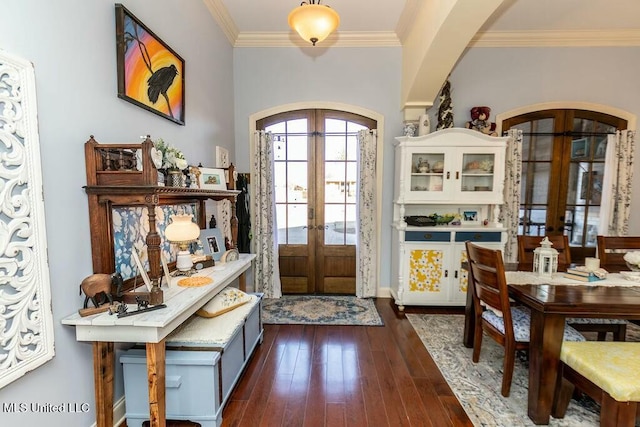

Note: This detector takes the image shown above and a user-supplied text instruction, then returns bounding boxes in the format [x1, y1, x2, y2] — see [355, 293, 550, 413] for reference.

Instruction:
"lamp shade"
[288, 3, 340, 46]
[165, 214, 200, 243]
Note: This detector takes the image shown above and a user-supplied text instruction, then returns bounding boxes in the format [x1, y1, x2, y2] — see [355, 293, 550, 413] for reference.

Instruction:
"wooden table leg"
[92, 342, 114, 427]
[146, 340, 166, 427]
[528, 310, 566, 425]
[463, 275, 475, 348]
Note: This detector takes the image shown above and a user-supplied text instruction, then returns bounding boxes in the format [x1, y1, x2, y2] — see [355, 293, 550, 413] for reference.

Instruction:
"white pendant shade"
[288, 3, 340, 46]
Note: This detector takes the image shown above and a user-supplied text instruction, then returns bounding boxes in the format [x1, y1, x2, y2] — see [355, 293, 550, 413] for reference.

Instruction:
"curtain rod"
[270, 131, 368, 137]
[503, 131, 615, 137]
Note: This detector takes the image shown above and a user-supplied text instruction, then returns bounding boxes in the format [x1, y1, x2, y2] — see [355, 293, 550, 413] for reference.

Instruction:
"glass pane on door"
[269, 119, 309, 245]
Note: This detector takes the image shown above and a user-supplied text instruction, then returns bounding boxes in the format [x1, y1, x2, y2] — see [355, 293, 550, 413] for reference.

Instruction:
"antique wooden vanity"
[62, 137, 254, 427]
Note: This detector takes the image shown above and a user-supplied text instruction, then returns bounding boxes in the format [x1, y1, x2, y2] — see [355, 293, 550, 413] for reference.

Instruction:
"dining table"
[463, 266, 640, 425]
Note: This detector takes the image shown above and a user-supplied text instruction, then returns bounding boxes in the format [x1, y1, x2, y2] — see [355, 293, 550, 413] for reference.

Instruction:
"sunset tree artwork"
[116, 4, 185, 125]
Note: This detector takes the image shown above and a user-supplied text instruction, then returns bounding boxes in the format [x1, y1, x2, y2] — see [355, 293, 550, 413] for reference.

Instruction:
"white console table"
[62, 254, 256, 427]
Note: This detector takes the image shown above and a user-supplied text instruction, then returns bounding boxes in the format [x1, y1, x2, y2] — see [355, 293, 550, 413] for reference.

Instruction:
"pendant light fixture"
[288, 1, 340, 46]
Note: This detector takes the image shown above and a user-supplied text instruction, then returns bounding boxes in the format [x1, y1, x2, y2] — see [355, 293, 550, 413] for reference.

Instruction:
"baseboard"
[88, 396, 126, 427]
[376, 287, 391, 298]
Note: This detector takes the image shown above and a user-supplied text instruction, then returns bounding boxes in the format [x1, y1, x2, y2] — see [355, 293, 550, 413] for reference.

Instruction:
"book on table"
[563, 272, 603, 282]
[565, 268, 592, 277]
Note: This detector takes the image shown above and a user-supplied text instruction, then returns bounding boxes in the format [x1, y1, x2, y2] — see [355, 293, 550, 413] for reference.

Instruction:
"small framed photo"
[161, 253, 172, 287]
[199, 228, 225, 261]
[198, 167, 227, 191]
[132, 250, 152, 291]
[461, 210, 479, 224]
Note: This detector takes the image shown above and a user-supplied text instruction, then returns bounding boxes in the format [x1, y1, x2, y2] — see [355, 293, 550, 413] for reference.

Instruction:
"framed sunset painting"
[115, 4, 185, 125]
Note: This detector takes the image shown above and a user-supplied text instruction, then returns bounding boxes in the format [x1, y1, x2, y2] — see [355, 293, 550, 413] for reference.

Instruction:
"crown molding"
[202, 0, 238, 46]
[469, 29, 640, 47]
[233, 32, 401, 48]
[202, 0, 640, 50]
[395, 0, 421, 44]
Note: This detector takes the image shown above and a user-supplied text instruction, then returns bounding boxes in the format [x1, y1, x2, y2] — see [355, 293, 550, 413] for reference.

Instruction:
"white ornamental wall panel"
[0, 50, 55, 388]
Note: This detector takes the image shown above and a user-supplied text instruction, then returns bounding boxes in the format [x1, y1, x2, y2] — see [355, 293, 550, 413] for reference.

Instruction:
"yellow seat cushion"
[560, 342, 640, 402]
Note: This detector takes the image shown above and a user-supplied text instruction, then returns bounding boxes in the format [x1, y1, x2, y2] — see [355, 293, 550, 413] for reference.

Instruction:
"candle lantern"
[533, 236, 558, 278]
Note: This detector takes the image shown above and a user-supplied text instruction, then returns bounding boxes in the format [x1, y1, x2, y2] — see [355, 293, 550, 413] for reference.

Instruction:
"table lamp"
[165, 213, 200, 274]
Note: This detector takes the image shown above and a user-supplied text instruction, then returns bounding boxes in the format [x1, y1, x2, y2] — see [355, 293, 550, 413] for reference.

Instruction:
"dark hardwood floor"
[128, 299, 471, 427]
[220, 298, 470, 426]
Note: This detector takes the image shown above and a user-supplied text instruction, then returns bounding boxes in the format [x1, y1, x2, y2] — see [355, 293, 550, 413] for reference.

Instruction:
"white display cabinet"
[391, 128, 509, 308]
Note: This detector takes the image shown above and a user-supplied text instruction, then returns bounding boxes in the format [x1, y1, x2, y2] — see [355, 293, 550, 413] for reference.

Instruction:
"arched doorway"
[254, 106, 380, 295]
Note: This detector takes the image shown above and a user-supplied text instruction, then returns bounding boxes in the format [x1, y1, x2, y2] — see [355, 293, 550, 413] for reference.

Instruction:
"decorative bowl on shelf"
[404, 216, 436, 226]
[435, 214, 455, 225]
[431, 161, 444, 173]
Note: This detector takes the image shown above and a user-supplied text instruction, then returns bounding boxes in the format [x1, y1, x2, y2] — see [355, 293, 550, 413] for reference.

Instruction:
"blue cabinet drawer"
[405, 231, 451, 242]
[455, 232, 502, 242]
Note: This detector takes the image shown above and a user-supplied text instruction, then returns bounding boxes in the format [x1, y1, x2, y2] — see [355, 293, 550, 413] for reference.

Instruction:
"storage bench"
[120, 292, 263, 427]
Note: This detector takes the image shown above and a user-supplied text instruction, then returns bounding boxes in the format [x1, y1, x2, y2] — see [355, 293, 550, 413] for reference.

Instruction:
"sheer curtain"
[599, 130, 635, 236]
[499, 129, 523, 263]
[356, 129, 377, 297]
[252, 131, 282, 298]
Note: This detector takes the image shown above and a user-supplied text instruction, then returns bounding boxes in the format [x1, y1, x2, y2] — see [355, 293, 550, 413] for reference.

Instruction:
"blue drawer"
[455, 232, 502, 243]
[405, 231, 451, 242]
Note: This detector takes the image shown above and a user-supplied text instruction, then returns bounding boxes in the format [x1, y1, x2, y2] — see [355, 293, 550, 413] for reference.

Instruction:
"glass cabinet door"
[404, 148, 451, 201]
[460, 152, 496, 193]
[411, 152, 445, 191]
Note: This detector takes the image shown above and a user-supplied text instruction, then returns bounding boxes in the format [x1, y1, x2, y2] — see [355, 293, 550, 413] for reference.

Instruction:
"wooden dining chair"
[518, 235, 628, 341]
[517, 235, 572, 271]
[466, 241, 586, 397]
[597, 235, 640, 269]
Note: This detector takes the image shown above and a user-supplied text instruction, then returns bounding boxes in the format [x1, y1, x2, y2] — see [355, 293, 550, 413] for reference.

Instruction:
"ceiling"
[205, 0, 640, 48]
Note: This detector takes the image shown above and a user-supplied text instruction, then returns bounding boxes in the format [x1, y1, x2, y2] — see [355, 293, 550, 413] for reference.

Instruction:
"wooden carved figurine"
[79, 272, 123, 308]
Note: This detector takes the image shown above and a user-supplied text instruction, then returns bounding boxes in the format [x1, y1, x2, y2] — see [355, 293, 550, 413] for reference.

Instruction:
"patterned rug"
[406, 314, 640, 427]
[261, 296, 383, 326]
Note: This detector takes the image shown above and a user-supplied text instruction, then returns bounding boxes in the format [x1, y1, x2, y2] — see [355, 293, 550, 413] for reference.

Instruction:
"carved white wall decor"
[0, 50, 55, 388]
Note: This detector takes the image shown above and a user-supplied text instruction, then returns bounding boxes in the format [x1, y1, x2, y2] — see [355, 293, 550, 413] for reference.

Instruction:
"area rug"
[406, 314, 640, 427]
[261, 296, 383, 326]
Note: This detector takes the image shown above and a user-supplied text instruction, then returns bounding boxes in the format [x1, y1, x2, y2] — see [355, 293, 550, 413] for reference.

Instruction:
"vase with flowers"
[150, 139, 188, 187]
[623, 251, 640, 271]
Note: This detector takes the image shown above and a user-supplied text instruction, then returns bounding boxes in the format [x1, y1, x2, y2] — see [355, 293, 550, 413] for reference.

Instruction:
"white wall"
[233, 46, 405, 292]
[0, 1, 233, 425]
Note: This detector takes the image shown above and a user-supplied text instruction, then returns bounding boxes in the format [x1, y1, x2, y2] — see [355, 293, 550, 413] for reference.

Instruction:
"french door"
[502, 109, 627, 262]
[257, 109, 376, 294]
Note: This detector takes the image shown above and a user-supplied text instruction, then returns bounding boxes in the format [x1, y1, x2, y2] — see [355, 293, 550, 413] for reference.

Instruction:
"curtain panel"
[600, 130, 635, 236]
[252, 131, 282, 298]
[499, 129, 523, 263]
[356, 129, 378, 298]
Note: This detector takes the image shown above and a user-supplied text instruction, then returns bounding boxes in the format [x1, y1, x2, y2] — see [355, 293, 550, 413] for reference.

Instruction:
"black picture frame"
[115, 4, 185, 125]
